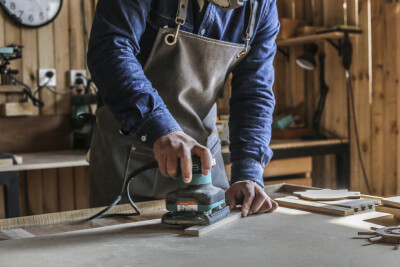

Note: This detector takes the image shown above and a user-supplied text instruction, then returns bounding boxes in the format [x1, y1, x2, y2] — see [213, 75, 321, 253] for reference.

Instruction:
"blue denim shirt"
[87, 0, 279, 188]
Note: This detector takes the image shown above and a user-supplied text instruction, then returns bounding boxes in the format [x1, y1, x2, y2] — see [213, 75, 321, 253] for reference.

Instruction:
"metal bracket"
[326, 39, 342, 56]
[277, 47, 290, 61]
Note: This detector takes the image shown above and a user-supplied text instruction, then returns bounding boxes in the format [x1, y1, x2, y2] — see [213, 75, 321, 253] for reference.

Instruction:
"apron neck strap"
[176, 0, 189, 25]
[238, 0, 259, 57]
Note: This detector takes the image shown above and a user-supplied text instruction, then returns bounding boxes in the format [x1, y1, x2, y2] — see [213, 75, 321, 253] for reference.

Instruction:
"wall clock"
[0, 0, 63, 28]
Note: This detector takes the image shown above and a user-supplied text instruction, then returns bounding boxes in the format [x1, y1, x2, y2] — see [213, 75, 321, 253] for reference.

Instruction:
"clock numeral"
[10, 2, 15, 10]
[39, 12, 44, 20]
[17, 10, 23, 18]
[28, 14, 34, 22]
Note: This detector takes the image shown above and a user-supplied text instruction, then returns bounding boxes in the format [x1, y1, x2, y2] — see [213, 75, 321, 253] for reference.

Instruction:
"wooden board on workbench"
[381, 196, 400, 209]
[275, 196, 355, 216]
[293, 189, 361, 201]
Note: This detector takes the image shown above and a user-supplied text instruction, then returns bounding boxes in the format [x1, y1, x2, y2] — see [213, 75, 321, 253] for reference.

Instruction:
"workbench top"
[0, 207, 398, 267]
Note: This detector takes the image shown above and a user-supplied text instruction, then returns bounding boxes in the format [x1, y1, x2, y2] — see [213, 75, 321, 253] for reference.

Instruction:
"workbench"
[0, 184, 397, 266]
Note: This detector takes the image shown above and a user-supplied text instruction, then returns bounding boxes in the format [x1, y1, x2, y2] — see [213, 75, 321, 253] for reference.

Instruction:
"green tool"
[161, 156, 230, 226]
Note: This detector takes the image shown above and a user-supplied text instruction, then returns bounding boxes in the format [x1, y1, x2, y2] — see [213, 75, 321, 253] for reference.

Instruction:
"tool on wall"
[88, 156, 231, 227]
[71, 74, 97, 150]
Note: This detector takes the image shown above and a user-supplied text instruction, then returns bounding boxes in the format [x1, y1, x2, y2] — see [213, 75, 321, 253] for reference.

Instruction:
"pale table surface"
[0, 150, 88, 172]
[0, 207, 398, 267]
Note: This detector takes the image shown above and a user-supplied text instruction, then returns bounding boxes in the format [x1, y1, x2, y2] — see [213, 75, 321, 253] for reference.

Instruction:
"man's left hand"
[225, 180, 278, 217]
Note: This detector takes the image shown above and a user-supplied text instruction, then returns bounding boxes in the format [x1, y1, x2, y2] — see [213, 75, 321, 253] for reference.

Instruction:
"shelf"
[276, 32, 346, 47]
[0, 85, 25, 93]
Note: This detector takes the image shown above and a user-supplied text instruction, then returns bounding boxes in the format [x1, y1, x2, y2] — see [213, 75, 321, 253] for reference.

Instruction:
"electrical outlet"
[38, 69, 56, 87]
[70, 70, 87, 87]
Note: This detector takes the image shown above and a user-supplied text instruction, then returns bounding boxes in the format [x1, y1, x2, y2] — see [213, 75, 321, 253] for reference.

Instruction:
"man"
[87, 0, 279, 217]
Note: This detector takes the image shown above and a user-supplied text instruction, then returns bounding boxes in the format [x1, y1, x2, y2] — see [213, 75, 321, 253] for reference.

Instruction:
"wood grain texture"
[183, 211, 242, 237]
[275, 196, 354, 216]
[42, 169, 59, 213]
[26, 170, 43, 215]
[74, 166, 90, 210]
[58, 168, 75, 212]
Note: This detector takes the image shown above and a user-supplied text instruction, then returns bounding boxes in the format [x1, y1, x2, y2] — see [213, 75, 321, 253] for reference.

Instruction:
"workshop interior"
[1, 0, 400, 265]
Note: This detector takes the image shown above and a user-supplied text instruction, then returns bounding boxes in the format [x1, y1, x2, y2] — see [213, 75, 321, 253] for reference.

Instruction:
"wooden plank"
[0, 85, 25, 93]
[18, 171, 28, 216]
[74, 166, 90, 210]
[264, 177, 312, 187]
[0, 200, 166, 230]
[20, 27, 39, 116]
[276, 32, 345, 46]
[26, 170, 43, 215]
[0, 186, 5, 219]
[382, 2, 398, 196]
[0, 115, 72, 153]
[37, 23, 56, 115]
[58, 168, 75, 212]
[370, 0, 385, 196]
[69, 0, 86, 69]
[381, 196, 400, 209]
[375, 205, 400, 216]
[263, 157, 312, 178]
[0, 6, 6, 105]
[0, 102, 36, 117]
[275, 196, 354, 216]
[183, 211, 242, 237]
[54, 0, 71, 115]
[4, 15, 22, 103]
[42, 169, 59, 213]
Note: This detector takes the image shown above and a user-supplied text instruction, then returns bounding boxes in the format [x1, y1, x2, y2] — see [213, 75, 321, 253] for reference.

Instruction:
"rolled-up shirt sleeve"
[229, 0, 280, 187]
[87, 0, 182, 147]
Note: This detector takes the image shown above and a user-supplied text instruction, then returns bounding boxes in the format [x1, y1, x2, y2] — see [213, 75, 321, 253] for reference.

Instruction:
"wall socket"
[70, 70, 87, 87]
[38, 69, 56, 87]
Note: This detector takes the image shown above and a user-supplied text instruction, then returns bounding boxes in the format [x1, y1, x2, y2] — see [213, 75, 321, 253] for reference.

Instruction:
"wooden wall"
[0, 0, 98, 218]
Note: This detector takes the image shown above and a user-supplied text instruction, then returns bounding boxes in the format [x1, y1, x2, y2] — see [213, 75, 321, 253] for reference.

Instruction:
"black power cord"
[87, 161, 159, 221]
[342, 32, 372, 195]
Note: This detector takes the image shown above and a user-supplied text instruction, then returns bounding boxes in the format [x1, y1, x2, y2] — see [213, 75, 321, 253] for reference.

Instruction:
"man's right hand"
[153, 131, 212, 183]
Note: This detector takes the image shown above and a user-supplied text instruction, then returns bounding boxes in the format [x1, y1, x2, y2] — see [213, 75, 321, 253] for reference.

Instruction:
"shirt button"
[141, 136, 147, 142]
[200, 29, 206, 35]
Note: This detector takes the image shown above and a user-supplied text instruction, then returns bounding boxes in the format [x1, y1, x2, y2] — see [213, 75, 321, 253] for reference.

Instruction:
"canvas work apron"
[89, 0, 256, 207]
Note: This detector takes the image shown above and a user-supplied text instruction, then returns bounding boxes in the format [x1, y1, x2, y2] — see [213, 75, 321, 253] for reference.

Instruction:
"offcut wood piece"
[375, 205, 400, 216]
[183, 211, 242, 237]
[0, 85, 25, 93]
[0, 102, 35, 117]
[293, 189, 360, 201]
[381, 196, 400, 209]
[317, 199, 379, 212]
[275, 196, 354, 216]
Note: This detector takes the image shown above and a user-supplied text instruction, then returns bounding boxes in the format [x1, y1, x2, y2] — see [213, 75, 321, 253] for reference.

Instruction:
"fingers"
[166, 154, 178, 178]
[241, 184, 255, 217]
[179, 149, 192, 183]
[225, 191, 237, 211]
[157, 154, 168, 177]
[192, 145, 212, 175]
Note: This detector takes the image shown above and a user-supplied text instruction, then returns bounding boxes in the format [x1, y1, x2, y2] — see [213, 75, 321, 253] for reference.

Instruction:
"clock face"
[0, 0, 63, 28]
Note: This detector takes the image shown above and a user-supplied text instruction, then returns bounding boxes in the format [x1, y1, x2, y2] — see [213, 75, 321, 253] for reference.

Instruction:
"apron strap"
[238, 0, 259, 57]
[176, 0, 189, 24]
[165, 0, 189, 45]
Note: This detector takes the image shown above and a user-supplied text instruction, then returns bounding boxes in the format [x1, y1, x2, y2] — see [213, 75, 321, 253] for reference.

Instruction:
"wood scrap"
[275, 196, 354, 216]
[381, 196, 400, 209]
[183, 211, 242, 237]
[293, 189, 360, 201]
[376, 205, 400, 216]
[317, 199, 379, 212]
